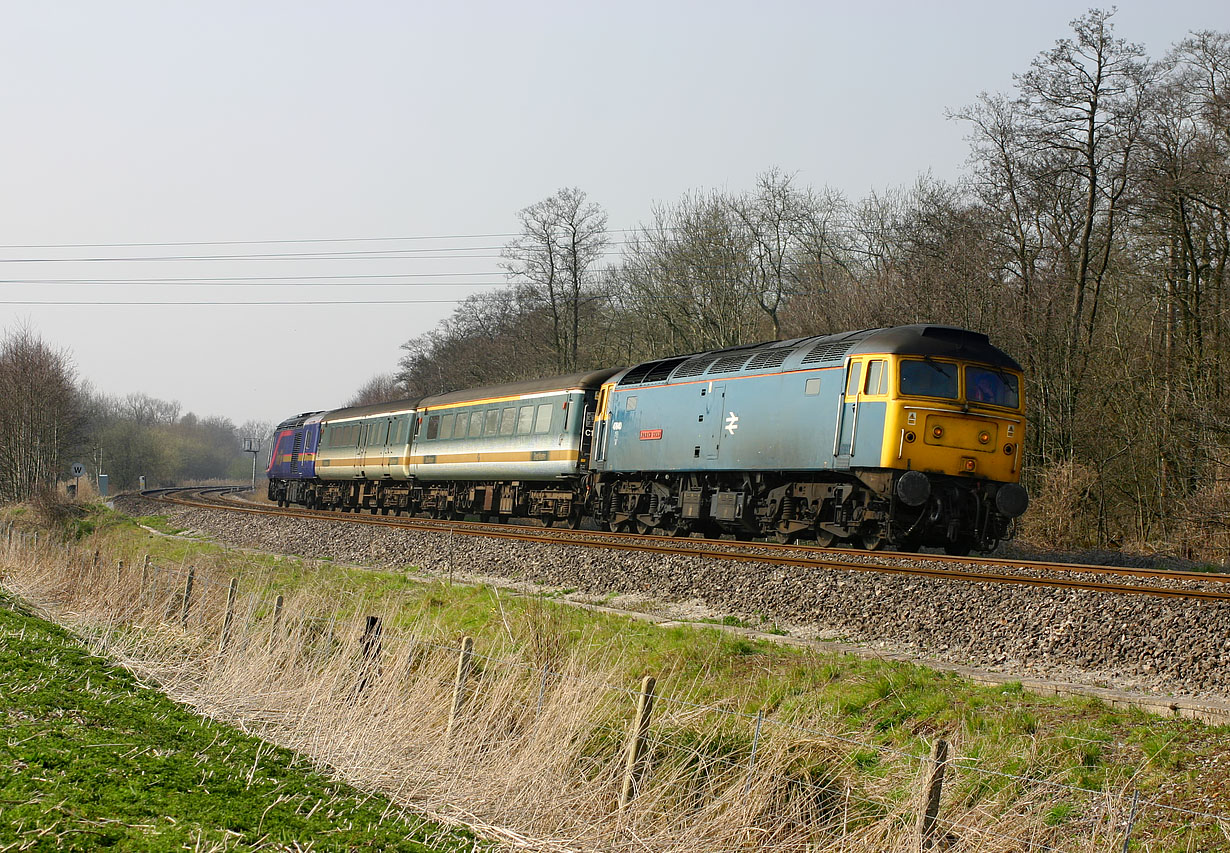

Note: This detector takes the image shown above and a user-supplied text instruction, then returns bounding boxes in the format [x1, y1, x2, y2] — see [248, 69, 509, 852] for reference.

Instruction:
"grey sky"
[2, 0, 1225, 427]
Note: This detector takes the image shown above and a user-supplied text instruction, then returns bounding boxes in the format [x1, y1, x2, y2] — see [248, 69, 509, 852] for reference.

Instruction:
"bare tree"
[348, 373, 408, 407]
[0, 323, 81, 503]
[503, 188, 609, 373]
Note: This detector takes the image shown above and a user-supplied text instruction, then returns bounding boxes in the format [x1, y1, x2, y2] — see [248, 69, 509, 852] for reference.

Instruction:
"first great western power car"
[266, 325, 1028, 553]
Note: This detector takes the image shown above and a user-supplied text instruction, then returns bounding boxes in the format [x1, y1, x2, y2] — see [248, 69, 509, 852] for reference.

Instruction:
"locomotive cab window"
[899, 359, 958, 400]
[965, 366, 1020, 409]
[845, 362, 862, 397]
[865, 360, 887, 395]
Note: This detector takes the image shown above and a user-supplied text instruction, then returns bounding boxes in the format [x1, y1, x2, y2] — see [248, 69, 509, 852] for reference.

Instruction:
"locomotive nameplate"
[639, 429, 663, 440]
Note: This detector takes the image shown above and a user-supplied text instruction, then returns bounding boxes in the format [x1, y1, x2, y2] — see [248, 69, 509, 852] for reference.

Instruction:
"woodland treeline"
[377, 12, 1230, 558]
[0, 324, 268, 501]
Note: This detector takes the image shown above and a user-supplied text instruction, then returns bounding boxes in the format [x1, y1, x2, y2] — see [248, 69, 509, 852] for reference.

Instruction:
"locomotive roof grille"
[669, 356, 718, 379]
[707, 353, 755, 374]
[801, 340, 856, 364]
[643, 357, 688, 383]
[617, 362, 658, 386]
[745, 349, 791, 371]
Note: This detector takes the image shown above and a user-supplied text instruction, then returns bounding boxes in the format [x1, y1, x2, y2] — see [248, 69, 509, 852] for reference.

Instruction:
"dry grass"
[0, 522, 1176, 852]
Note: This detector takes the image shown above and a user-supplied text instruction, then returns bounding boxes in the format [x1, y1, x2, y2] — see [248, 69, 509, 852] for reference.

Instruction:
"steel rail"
[145, 488, 1230, 604]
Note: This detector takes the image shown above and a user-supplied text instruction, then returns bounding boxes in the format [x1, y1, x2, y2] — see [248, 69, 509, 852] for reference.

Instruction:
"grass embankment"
[2, 501, 1228, 851]
[0, 590, 476, 851]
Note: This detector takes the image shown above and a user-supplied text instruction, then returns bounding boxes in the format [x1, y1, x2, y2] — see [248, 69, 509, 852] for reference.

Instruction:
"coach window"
[626, 396, 638, 411]
[499, 407, 516, 436]
[425, 416, 439, 440]
[373, 420, 390, 446]
[865, 360, 887, 395]
[804, 377, 821, 396]
[516, 405, 534, 434]
[468, 411, 483, 438]
[453, 412, 469, 439]
[534, 402, 554, 434]
[484, 409, 499, 436]
[438, 413, 454, 440]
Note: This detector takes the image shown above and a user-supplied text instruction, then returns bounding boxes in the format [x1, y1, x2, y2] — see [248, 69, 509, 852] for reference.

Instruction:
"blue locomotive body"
[266, 412, 323, 506]
[595, 333, 889, 475]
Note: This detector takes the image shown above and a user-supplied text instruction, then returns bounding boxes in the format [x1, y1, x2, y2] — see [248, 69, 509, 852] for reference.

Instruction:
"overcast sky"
[2, 0, 1226, 428]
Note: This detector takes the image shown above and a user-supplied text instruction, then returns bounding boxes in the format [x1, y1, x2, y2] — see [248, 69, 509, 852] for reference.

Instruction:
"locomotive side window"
[438, 414, 454, 440]
[425, 416, 439, 440]
[804, 377, 821, 396]
[516, 405, 534, 434]
[534, 402, 554, 434]
[865, 360, 887, 395]
[484, 409, 499, 436]
[965, 366, 1020, 408]
[899, 359, 958, 399]
[468, 411, 483, 438]
[500, 407, 516, 436]
[845, 362, 862, 396]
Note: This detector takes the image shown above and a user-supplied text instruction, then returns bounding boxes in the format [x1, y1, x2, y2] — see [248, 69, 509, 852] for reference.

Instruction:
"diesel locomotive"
[266, 324, 1028, 553]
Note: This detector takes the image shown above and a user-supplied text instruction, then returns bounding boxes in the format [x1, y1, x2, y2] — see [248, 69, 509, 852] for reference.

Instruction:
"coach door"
[833, 360, 862, 468]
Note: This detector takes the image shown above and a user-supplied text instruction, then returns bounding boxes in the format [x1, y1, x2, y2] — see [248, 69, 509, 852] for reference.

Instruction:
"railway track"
[142, 487, 1230, 604]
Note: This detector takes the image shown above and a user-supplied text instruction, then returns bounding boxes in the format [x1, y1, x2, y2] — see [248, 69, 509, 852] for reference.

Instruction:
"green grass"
[0, 591, 478, 852]
[17, 501, 1230, 848]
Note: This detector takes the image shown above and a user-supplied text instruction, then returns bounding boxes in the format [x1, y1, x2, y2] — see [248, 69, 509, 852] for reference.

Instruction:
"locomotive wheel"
[540, 516, 554, 528]
[815, 529, 838, 548]
[861, 535, 887, 551]
[771, 528, 798, 545]
[634, 518, 654, 535]
[565, 512, 584, 529]
[663, 519, 692, 537]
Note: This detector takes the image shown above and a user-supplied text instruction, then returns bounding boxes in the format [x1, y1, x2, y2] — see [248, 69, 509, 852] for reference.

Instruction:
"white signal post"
[241, 438, 261, 493]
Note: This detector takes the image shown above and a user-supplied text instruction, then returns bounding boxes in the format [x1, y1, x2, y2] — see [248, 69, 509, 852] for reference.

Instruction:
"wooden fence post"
[354, 615, 383, 697]
[180, 566, 195, 629]
[116, 560, 124, 583]
[272, 594, 284, 635]
[618, 675, 657, 811]
[140, 555, 150, 594]
[219, 578, 238, 652]
[446, 636, 475, 739]
[916, 738, 949, 852]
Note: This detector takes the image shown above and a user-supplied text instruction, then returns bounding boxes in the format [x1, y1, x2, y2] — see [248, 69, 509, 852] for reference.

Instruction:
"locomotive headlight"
[962, 458, 976, 472]
[978, 431, 991, 444]
[931, 426, 944, 439]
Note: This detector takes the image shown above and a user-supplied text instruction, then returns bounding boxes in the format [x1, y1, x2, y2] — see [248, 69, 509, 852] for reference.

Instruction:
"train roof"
[611, 325, 1021, 389]
[416, 368, 624, 409]
[320, 397, 421, 423]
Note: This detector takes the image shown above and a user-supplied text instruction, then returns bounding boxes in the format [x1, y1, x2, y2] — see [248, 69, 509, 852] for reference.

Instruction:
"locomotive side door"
[833, 359, 863, 468]
[704, 383, 727, 461]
